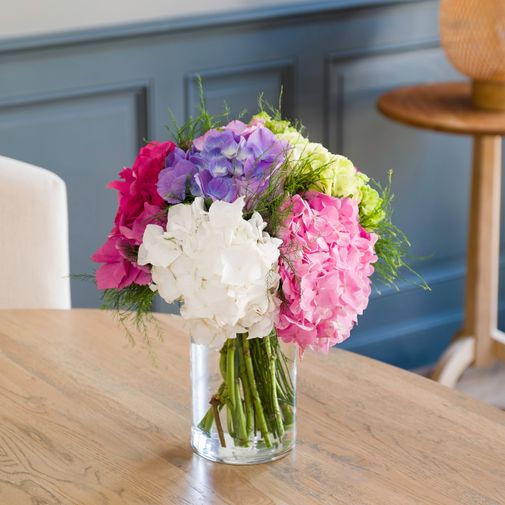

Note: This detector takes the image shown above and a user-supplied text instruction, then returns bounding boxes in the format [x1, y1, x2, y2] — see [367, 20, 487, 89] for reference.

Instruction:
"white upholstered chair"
[0, 155, 71, 309]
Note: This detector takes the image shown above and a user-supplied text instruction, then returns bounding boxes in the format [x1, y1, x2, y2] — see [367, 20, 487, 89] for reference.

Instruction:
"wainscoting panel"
[0, 85, 149, 306]
[1, 0, 494, 369]
[185, 61, 295, 120]
[326, 45, 477, 366]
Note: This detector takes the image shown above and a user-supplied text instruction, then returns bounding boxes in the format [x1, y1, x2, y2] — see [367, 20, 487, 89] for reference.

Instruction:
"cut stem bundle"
[197, 333, 295, 448]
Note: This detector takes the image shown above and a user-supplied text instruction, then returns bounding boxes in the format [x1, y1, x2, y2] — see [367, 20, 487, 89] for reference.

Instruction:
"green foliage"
[256, 91, 305, 134]
[101, 284, 163, 365]
[359, 185, 386, 230]
[166, 76, 232, 150]
[70, 273, 96, 283]
[245, 147, 332, 236]
[368, 171, 430, 292]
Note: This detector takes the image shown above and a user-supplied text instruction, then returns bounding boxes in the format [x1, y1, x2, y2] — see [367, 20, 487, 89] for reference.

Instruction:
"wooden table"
[1, 309, 505, 504]
[378, 82, 505, 387]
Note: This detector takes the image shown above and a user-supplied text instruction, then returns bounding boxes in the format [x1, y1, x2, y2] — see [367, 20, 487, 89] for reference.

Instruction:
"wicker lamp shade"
[440, 0, 505, 110]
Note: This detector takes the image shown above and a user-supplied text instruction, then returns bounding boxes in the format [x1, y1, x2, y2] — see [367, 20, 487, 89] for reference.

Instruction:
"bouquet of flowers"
[92, 96, 417, 464]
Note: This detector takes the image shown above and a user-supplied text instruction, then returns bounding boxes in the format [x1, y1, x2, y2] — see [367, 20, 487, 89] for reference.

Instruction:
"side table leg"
[431, 336, 475, 387]
[432, 135, 502, 386]
[464, 135, 501, 367]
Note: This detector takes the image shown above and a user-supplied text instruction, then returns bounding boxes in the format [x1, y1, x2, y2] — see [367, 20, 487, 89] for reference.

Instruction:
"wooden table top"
[1, 309, 505, 505]
[377, 81, 505, 136]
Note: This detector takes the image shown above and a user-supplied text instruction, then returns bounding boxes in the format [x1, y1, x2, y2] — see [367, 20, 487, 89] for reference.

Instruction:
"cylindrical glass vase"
[191, 333, 297, 465]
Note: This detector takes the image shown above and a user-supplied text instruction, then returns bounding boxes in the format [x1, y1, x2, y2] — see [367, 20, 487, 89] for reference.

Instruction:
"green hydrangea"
[253, 112, 297, 135]
[275, 129, 364, 197]
[359, 184, 386, 230]
[320, 154, 365, 199]
[255, 112, 386, 230]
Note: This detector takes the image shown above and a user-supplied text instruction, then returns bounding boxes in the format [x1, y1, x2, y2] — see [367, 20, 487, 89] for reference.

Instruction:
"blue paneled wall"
[0, 0, 491, 369]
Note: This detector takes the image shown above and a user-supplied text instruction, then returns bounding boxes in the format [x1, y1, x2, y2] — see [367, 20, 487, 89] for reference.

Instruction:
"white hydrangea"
[138, 197, 282, 347]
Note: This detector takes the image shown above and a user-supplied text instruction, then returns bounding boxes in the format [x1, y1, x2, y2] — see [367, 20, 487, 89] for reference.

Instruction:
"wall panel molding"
[323, 39, 440, 148]
[0, 81, 150, 147]
[0, 82, 151, 307]
[185, 60, 295, 121]
[0, 0, 434, 54]
[325, 43, 452, 152]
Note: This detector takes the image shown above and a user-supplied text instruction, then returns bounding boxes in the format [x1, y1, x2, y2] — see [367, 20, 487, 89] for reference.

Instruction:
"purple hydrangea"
[157, 120, 287, 206]
[157, 148, 197, 204]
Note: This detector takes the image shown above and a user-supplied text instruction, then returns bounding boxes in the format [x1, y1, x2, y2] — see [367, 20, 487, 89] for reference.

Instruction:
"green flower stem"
[219, 344, 235, 437]
[251, 338, 275, 434]
[265, 336, 285, 438]
[253, 404, 258, 436]
[234, 376, 248, 446]
[237, 335, 254, 436]
[242, 337, 272, 448]
[281, 403, 294, 428]
[197, 381, 227, 435]
[226, 341, 236, 409]
[225, 340, 247, 443]
[219, 347, 227, 380]
[210, 396, 226, 447]
[196, 335, 295, 450]
[281, 350, 294, 392]
[226, 398, 235, 437]
[276, 382, 287, 401]
[276, 347, 295, 404]
[198, 409, 214, 434]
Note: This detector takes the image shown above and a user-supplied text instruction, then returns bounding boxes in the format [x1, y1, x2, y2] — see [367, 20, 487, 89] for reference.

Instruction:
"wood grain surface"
[377, 82, 505, 135]
[1, 309, 505, 505]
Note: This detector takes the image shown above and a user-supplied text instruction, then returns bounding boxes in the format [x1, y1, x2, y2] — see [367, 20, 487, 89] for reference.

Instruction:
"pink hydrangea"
[275, 191, 378, 353]
[92, 141, 176, 289]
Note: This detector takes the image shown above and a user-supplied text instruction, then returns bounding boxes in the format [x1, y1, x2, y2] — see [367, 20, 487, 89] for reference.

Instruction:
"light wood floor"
[454, 362, 505, 410]
[417, 361, 505, 409]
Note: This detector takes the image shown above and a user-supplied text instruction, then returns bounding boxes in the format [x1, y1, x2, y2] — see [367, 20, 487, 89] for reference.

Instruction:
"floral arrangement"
[92, 95, 419, 458]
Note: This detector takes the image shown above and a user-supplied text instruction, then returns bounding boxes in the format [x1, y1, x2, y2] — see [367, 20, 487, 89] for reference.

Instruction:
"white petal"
[248, 212, 266, 233]
[208, 197, 245, 229]
[221, 245, 263, 286]
[166, 202, 195, 237]
[146, 195, 282, 344]
[189, 319, 228, 348]
[138, 225, 163, 265]
[151, 266, 180, 303]
[257, 240, 281, 268]
[139, 227, 181, 267]
[248, 317, 274, 339]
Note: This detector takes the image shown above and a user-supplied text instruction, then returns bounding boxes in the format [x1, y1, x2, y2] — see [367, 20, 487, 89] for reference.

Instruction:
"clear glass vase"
[191, 333, 297, 465]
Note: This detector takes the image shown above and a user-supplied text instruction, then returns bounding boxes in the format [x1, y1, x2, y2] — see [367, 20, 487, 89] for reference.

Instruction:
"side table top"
[1, 309, 505, 504]
[377, 81, 505, 136]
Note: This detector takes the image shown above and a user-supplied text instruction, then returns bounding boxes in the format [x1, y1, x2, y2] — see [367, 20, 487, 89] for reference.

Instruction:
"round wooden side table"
[377, 81, 505, 387]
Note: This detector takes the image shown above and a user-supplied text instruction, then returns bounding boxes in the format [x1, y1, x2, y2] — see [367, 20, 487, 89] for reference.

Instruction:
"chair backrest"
[0, 155, 71, 309]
